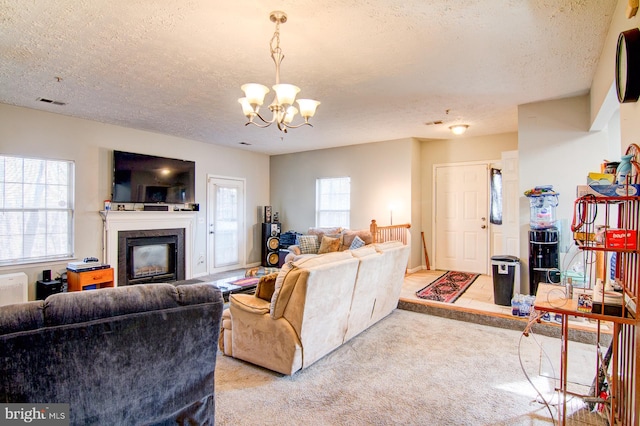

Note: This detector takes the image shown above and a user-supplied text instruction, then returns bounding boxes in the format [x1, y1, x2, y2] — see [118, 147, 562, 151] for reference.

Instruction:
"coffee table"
[207, 275, 258, 301]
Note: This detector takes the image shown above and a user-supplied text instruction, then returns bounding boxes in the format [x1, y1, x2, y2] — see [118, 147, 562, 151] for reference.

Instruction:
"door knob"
[481, 225, 487, 229]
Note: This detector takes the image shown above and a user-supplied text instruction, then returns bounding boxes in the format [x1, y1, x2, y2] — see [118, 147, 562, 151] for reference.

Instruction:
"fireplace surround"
[118, 228, 185, 285]
[102, 211, 196, 286]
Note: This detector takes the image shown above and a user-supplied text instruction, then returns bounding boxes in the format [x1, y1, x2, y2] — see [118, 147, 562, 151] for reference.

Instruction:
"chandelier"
[238, 11, 320, 133]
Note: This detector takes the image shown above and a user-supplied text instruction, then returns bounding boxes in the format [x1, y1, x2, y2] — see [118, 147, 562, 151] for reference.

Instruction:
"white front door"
[434, 163, 489, 274]
[207, 176, 245, 271]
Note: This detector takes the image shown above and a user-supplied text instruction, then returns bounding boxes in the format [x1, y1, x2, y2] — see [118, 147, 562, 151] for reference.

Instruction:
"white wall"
[269, 138, 421, 268]
[591, 0, 640, 152]
[0, 104, 270, 299]
[516, 0, 640, 295]
[518, 95, 614, 292]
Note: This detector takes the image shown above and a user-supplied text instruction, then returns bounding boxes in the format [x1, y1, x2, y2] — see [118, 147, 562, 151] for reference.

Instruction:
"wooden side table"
[66, 268, 114, 291]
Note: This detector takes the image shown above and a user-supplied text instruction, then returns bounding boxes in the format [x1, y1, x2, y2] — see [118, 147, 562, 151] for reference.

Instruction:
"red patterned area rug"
[415, 271, 480, 303]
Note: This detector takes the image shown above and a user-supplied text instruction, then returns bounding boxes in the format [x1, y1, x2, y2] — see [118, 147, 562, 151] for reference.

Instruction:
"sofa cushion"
[307, 227, 343, 245]
[270, 261, 296, 318]
[308, 226, 343, 236]
[293, 250, 354, 268]
[374, 240, 404, 251]
[230, 293, 271, 315]
[297, 235, 319, 254]
[341, 229, 373, 250]
[0, 301, 44, 335]
[270, 251, 354, 320]
[318, 235, 341, 254]
[349, 245, 378, 258]
[255, 272, 279, 301]
[349, 235, 366, 250]
[44, 284, 184, 327]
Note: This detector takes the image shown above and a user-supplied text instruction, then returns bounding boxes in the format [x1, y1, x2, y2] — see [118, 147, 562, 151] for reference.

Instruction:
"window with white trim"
[0, 155, 75, 266]
[316, 177, 350, 228]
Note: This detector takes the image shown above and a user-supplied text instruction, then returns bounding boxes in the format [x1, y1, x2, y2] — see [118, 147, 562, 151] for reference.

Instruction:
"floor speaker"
[262, 222, 281, 267]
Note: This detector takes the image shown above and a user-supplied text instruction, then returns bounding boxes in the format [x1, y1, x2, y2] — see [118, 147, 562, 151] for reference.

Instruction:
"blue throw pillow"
[349, 235, 366, 250]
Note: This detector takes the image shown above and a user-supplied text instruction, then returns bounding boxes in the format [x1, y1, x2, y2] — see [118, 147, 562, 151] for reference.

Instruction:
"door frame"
[431, 160, 498, 274]
[206, 175, 247, 274]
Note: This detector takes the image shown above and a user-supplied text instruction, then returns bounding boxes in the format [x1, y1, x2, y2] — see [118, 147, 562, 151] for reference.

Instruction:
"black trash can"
[491, 255, 519, 306]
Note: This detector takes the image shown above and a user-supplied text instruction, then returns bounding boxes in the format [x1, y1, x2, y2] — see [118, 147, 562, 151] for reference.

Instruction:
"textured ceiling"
[0, 0, 617, 155]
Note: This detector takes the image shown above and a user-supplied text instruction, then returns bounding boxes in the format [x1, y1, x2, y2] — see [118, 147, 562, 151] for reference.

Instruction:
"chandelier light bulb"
[241, 83, 269, 107]
[238, 98, 256, 118]
[273, 84, 300, 107]
[284, 106, 298, 124]
[297, 99, 321, 119]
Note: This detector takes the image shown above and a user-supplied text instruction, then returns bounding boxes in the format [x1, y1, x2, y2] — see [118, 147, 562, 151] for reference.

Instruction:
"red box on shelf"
[605, 229, 638, 249]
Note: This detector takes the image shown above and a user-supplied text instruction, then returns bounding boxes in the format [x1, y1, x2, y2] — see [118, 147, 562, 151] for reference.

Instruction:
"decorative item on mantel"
[238, 11, 320, 134]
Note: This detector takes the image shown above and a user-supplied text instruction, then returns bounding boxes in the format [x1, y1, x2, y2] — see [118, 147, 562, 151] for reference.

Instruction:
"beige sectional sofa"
[219, 241, 410, 375]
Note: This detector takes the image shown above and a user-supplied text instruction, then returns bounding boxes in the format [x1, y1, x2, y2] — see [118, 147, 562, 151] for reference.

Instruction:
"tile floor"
[401, 269, 504, 312]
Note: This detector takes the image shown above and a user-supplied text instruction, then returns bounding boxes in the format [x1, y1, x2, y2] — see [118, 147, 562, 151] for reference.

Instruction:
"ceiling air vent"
[37, 97, 66, 106]
[239, 142, 252, 146]
[424, 120, 444, 126]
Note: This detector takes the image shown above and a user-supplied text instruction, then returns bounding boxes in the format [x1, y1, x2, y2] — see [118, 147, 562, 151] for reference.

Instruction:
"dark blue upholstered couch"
[0, 283, 223, 425]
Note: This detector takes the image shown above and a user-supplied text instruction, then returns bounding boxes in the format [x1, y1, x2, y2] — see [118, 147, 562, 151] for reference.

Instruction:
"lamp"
[239, 11, 320, 134]
[449, 124, 469, 135]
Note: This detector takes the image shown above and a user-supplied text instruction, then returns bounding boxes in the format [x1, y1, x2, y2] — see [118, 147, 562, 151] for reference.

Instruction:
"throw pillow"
[308, 227, 343, 244]
[349, 235, 366, 250]
[340, 229, 373, 250]
[297, 235, 319, 254]
[318, 235, 341, 254]
[308, 226, 343, 236]
[254, 272, 279, 301]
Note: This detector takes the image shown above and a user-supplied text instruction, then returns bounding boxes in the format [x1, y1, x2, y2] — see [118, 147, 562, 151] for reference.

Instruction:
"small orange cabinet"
[67, 268, 114, 291]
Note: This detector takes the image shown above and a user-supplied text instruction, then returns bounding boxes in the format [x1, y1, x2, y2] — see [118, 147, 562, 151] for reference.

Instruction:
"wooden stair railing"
[370, 220, 411, 245]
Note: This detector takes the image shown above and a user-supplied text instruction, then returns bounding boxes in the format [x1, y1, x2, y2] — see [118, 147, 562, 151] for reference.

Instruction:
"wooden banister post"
[370, 219, 378, 243]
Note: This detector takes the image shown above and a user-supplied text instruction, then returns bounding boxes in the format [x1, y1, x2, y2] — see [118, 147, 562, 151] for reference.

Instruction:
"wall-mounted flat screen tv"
[112, 150, 195, 204]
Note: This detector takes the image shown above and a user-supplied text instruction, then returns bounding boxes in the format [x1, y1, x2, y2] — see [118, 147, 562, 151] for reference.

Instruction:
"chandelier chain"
[270, 20, 283, 85]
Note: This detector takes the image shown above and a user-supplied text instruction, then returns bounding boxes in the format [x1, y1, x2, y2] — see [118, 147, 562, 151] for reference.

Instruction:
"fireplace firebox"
[118, 228, 185, 286]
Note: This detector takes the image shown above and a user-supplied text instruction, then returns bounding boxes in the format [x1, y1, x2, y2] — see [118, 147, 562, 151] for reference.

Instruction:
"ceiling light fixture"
[239, 11, 320, 134]
[449, 124, 469, 135]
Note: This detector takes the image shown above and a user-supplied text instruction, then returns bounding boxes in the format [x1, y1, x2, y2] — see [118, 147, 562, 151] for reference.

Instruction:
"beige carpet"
[215, 310, 606, 425]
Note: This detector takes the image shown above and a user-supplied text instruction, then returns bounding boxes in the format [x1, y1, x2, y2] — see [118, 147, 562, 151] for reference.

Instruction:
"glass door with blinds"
[207, 177, 245, 271]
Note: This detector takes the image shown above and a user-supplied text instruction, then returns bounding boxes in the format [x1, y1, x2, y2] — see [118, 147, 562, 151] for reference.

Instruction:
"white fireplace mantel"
[100, 211, 196, 285]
